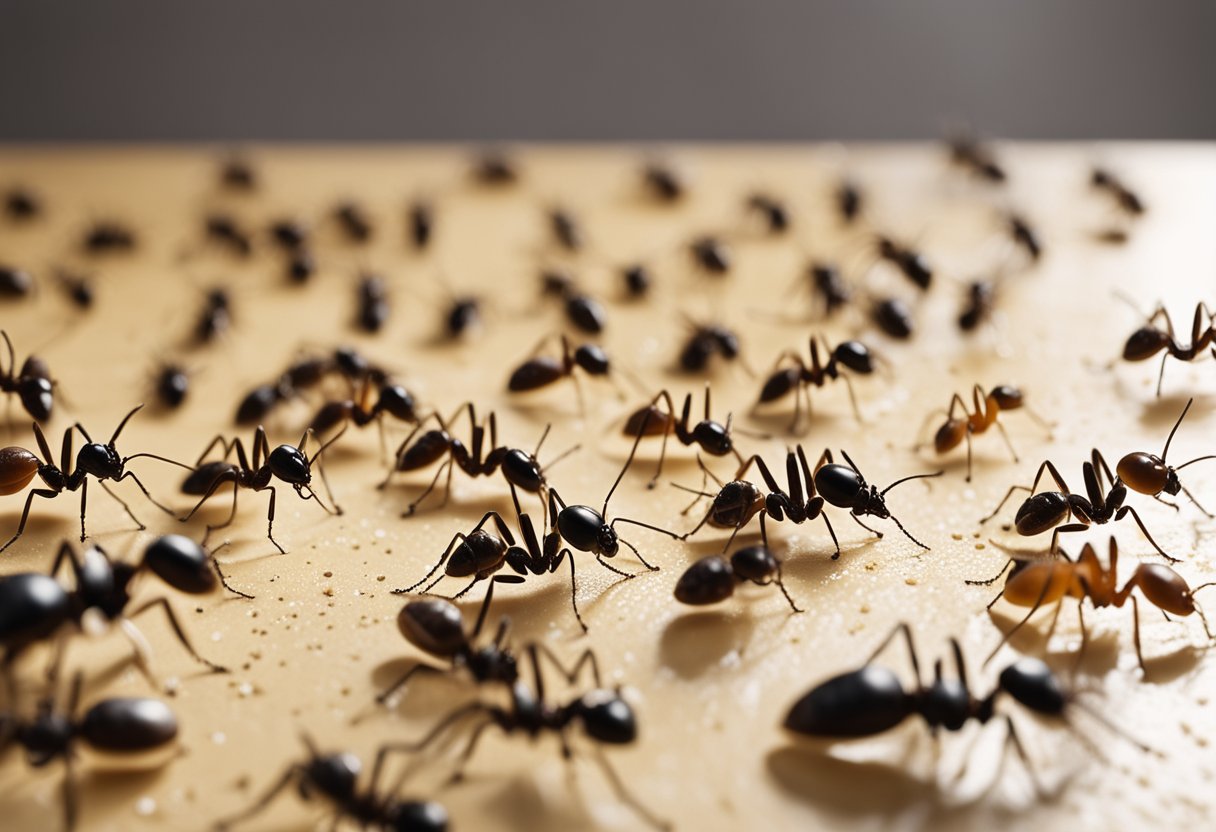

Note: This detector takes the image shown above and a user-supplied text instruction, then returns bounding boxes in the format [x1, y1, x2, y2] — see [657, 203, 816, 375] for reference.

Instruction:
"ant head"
[577, 688, 637, 745]
[597, 524, 619, 558]
[387, 801, 451, 832]
[376, 384, 417, 422]
[692, 420, 732, 456]
[19, 712, 73, 763]
[997, 657, 1067, 717]
[397, 599, 467, 658]
[141, 535, 217, 595]
[76, 442, 123, 480]
[832, 340, 875, 375]
[1122, 326, 1170, 361]
[301, 751, 361, 802]
[573, 344, 610, 377]
[988, 385, 1024, 410]
[268, 444, 311, 485]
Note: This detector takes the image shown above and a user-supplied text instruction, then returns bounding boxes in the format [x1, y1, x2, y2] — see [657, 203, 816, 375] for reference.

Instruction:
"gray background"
[1, 0, 1213, 141]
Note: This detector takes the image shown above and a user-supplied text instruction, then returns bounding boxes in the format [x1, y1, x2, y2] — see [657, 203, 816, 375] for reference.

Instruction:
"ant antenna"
[533, 423, 551, 457]
[108, 404, 144, 444]
[304, 423, 347, 464]
[880, 469, 944, 497]
[601, 407, 654, 516]
[888, 513, 932, 550]
[1068, 697, 1154, 753]
[1160, 398, 1193, 462]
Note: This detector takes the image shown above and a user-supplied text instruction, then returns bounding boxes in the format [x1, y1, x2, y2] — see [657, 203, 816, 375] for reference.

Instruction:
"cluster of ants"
[0, 140, 1210, 832]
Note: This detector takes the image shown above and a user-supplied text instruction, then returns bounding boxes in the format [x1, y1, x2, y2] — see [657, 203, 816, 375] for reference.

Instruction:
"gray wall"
[2, 0, 1213, 141]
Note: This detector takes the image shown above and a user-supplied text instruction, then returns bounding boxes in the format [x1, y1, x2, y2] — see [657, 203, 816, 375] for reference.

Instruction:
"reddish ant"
[1120, 301, 1214, 397]
[917, 384, 1050, 481]
[1116, 398, 1216, 515]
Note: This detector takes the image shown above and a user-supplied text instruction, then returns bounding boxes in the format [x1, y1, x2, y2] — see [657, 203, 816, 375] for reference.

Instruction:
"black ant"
[834, 178, 863, 224]
[874, 235, 932, 290]
[4, 186, 41, 220]
[379, 643, 670, 830]
[783, 623, 1146, 795]
[946, 131, 1007, 183]
[674, 544, 800, 612]
[204, 213, 253, 257]
[472, 150, 518, 185]
[0, 535, 247, 694]
[690, 235, 732, 275]
[1, 264, 34, 298]
[540, 269, 607, 334]
[335, 200, 373, 242]
[1007, 213, 1044, 263]
[408, 199, 433, 249]
[1120, 301, 1213, 397]
[678, 319, 746, 373]
[219, 157, 257, 191]
[194, 287, 232, 344]
[980, 449, 1176, 561]
[643, 162, 686, 202]
[813, 450, 940, 549]
[398, 419, 674, 631]
[871, 296, 914, 339]
[270, 218, 309, 251]
[81, 220, 136, 255]
[755, 335, 876, 430]
[154, 363, 191, 410]
[310, 378, 422, 457]
[0, 405, 187, 553]
[356, 272, 390, 333]
[1, 330, 55, 422]
[746, 193, 790, 234]
[443, 295, 482, 339]
[234, 354, 331, 425]
[1091, 167, 1145, 216]
[1, 671, 179, 831]
[1116, 397, 1216, 515]
[801, 262, 851, 318]
[506, 334, 621, 414]
[958, 279, 996, 332]
[548, 206, 584, 252]
[622, 263, 652, 298]
[54, 268, 93, 309]
[179, 426, 343, 554]
[213, 735, 448, 832]
[622, 386, 747, 488]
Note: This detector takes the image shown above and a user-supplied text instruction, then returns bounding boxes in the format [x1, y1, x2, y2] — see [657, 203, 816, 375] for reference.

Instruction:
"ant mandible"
[0, 405, 187, 553]
[918, 384, 1050, 481]
[1, 330, 55, 423]
[1116, 398, 1216, 515]
[783, 623, 1146, 795]
[755, 335, 877, 431]
[970, 538, 1215, 671]
[980, 449, 1176, 561]
[178, 425, 343, 554]
[214, 735, 449, 832]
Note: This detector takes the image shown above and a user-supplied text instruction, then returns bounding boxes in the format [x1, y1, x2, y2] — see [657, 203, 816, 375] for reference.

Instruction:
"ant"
[219, 157, 257, 191]
[873, 235, 932, 290]
[980, 449, 1176, 561]
[622, 263, 653, 298]
[204, 213, 253, 258]
[754, 335, 876, 430]
[4, 186, 41, 220]
[746, 193, 790, 234]
[547, 206, 584, 252]
[813, 450, 940, 550]
[678, 319, 746, 373]
[506, 334, 621, 414]
[1007, 213, 1044, 263]
[270, 218, 309, 251]
[310, 377, 422, 457]
[834, 178, 863, 224]
[179, 426, 343, 554]
[622, 386, 746, 488]
[0, 535, 246, 694]
[918, 384, 1048, 481]
[1091, 167, 1145, 216]
[1120, 301, 1214, 397]
[958, 279, 996, 332]
[946, 131, 1007, 183]
[1117, 398, 1216, 515]
[540, 269, 607, 334]
[472, 150, 518, 185]
[357, 272, 390, 333]
[1, 670, 179, 831]
[335, 200, 374, 242]
[379, 643, 670, 830]
[783, 623, 1145, 795]
[674, 544, 800, 612]
[971, 538, 1216, 671]
[154, 363, 191, 410]
[443, 295, 482, 339]
[398, 419, 673, 631]
[408, 199, 433, 249]
[54, 268, 93, 309]
[214, 735, 448, 832]
[2, 330, 55, 422]
[1, 264, 34, 297]
[234, 353, 333, 425]
[690, 235, 732, 275]
[643, 162, 686, 202]
[800, 262, 851, 318]
[0, 405, 186, 553]
[195, 287, 232, 344]
[81, 220, 136, 255]
[871, 296, 914, 339]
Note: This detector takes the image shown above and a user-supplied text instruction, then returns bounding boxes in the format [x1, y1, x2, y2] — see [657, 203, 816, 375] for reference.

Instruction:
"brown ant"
[918, 384, 1049, 481]
[1007, 213, 1043, 263]
[754, 335, 876, 430]
[408, 198, 433, 249]
[54, 268, 93, 309]
[547, 206, 584, 252]
[1120, 301, 1214, 397]
[958, 279, 996, 332]
[506, 334, 622, 414]
[1116, 398, 1216, 515]
[674, 544, 800, 612]
[980, 450, 1176, 561]
[0, 405, 187, 553]
[622, 263, 652, 298]
[472, 150, 518, 185]
[1, 331, 55, 423]
[971, 538, 1215, 671]
[622, 386, 749, 488]
[178, 426, 343, 554]
[219, 156, 257, 191]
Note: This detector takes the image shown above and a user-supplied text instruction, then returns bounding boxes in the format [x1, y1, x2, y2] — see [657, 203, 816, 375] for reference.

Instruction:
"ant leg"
[534, 642, 602, 687]
[612, 516, 681, 541]
[448, 577, 481, 600]
[179, 472, 238, 521]
[211, 556, 254, 599]
[77, 478, 91, 541]
[1155, 351, 1169, 398]
[678, 461, 713, 516]
[840, 373, 863, 423]
[393, 531, 469, 594]
[199, 484, 239, 550]
[62, 753, 79, 832]
[885, 512, 931, 550]
[1152, 494, 1181, 512]
[983, 567, 1063, 667]
[192, 433, 237, 467]
[98, 480, 145, 532]
[263, 486, 284, 555]
[213, 766, 299, 830]
[966, 558, 1014, 589]
[1071, 602, 1089, 679]
[1001, 716, 1047, 798]
[864, 622, 923, 685]
[1114, 505, 1178, 562]
[773, 563, 802, 613]
[1131, 595, 1146, 673]
[595, 552, 637, 579]
[993, 420, 1019, 465]
[979, 484, 1033, 524]
[127, 597, 228, 672]
[309, 437, 343, 516]
[374, 663, 445, 705]
[447, 717, 498, 785]
[403, 459, 454, 517]
[1048, 523, 1089, 555]
[848, 513, 883, 539]
[616, 536, 659, 572]
[1180, 484, 1215, 518]
[820, 513, 841, 558]
[0, 488, 60, 554]
[590, 746, 672, 832]
[117, 470, 175, 515]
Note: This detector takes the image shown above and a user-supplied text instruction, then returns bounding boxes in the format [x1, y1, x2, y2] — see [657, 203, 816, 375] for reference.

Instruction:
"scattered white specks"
[210, 631, 223, 642]
[374, 528, 386, 539]
[237, 682, 254, 698]
[211, 731, 227, 745]
[134, 797, 156, 817]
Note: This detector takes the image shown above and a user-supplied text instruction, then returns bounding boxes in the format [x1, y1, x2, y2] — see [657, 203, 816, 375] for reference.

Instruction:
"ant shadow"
[659, 610, 756, 679]
[766, 745, 948, 817]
